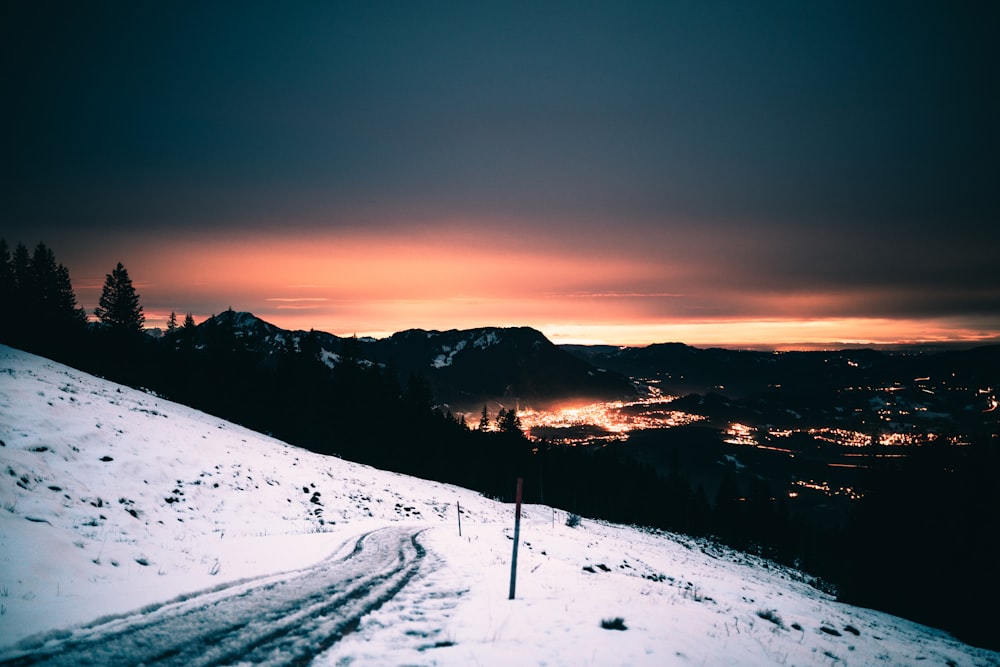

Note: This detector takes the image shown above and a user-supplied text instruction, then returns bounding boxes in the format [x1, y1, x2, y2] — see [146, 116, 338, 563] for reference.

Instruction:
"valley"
[515, 349, 997, 529]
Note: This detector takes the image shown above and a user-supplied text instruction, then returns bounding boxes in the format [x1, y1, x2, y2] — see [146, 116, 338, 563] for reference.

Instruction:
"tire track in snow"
[1, 527, 426, 667]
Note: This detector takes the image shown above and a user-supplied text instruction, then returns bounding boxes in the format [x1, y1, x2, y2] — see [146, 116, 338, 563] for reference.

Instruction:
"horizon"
[5, 4, 997, 352]
[131, 306, 1000, 352]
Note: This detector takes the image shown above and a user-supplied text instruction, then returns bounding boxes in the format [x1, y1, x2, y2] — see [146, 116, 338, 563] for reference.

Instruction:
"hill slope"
[1, 345, 996, 665]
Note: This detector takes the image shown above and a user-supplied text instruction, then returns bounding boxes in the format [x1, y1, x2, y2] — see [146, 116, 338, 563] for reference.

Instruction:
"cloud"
[552, 291, 686, 299]
[266, 298, 329, 302]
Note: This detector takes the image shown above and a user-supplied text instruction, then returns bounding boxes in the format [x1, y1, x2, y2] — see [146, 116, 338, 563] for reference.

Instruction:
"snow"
[1, 344, 997, 666]
[430, 330, 501, 368]
[432, 341, 467, 369]
[319, 348, 341, 368]
[473, 331, 500, 349]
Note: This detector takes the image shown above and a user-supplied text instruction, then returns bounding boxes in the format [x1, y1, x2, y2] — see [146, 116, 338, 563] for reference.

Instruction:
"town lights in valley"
[518, 396, 705, 443]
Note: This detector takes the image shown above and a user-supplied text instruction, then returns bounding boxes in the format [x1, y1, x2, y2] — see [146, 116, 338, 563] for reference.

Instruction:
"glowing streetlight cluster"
[723, 422, 757, 446]
[519, 396, 705, 444]
[791, 479, 864, 500]
[730, 424, 960, 450]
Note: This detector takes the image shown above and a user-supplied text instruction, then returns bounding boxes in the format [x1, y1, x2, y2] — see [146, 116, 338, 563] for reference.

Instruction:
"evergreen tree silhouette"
[177, 312, 197, 350]
[496, 407, 523, 435]
[55, 264, 87, 326]
[30, 244, 87, 342]
[0, 239, 14, 342]
[7, 243, 31, 345]
[95, 262, 145, 339]
[11, 243, 30, 292]
[0, 241, 85, 352]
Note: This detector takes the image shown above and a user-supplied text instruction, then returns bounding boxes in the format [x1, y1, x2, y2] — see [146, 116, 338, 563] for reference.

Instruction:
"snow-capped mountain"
[185, 311, 636, 408]
[1, 345, 997, 666]
[376, 326, 636, 407]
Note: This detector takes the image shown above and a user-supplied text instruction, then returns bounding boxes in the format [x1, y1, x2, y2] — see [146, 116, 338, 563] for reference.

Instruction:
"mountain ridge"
[187, 310, 638, 409]
[561, 339, 1000, 399]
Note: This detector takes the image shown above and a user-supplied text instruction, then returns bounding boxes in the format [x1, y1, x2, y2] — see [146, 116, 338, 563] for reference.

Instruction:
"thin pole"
[509, 477, 523, 600]
[457, 501, 462, 537]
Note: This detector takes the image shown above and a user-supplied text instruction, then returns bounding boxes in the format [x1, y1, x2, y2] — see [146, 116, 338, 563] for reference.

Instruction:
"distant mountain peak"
[203, 309, 278, 331]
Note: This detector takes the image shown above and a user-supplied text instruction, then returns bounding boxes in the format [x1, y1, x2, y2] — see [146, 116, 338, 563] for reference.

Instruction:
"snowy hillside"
[1, 345, 997, 666]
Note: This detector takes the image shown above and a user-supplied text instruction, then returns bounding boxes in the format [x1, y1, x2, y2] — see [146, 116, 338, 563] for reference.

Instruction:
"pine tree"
[94, 262, 145, 338]
[9, 243, 31, 342]
[177, 312, 197, 349]
[478, 404, 491, 431]
[30, 243, 57, 302]
[0, 239, 12, 294]
[29, 243, 86, 331]
[11, 243, 30, 292]
[53, 263, 88, 329]
[0, 239, 14, 341]
[497, 407, 523, 435]
[1, 241, 85, 349]
[166, 311, 178, 334]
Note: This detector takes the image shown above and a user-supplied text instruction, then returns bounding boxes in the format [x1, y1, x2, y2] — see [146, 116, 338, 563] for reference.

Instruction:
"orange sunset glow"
[64, 227, 1000, 349]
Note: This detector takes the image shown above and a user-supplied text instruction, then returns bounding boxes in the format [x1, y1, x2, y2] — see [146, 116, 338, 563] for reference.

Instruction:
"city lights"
[519, 395, 706, 444]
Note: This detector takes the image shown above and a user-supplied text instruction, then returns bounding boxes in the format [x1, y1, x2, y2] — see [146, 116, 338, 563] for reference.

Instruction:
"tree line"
[2, 239, 997, 651]
[1, 240, 146, 355]
[0, 240, 88, 355]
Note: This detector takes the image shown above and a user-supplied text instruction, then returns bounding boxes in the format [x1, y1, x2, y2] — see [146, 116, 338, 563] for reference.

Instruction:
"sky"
[3, 1, 998, 348]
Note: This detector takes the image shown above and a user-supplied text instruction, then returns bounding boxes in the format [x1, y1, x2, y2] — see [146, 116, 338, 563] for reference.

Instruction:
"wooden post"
[457, 501, 462, 537]
[509, 477, 523, 600]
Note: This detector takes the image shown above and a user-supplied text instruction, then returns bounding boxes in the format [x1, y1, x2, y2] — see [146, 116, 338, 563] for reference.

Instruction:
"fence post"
[509, 477, 523, 600]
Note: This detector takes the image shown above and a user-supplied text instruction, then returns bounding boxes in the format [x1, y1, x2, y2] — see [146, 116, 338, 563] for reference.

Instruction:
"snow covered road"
[1, 527, 427, 667]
